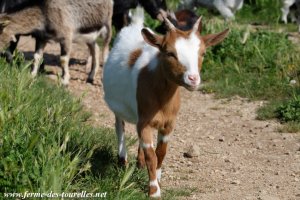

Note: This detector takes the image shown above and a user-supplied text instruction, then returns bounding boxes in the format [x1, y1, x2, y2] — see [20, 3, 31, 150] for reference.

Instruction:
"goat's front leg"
[31, 39, 46, 77]
[214, 0, 235, 20]
[115, 115, 127, 165]
[86, 42, 100, 84]
[60, 38, 72, 85]
[138, 124, 160, 198]
[137, 145, 146, 168]
[156, 122, 173, 184]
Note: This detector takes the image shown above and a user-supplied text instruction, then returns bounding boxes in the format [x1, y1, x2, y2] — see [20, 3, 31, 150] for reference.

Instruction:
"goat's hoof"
[31, 72, 38, 78]
[1, 52, 13, 63]
[118, 157, 128, 166]
[61, 78, 70, 86]
[86, 78, 94, 84]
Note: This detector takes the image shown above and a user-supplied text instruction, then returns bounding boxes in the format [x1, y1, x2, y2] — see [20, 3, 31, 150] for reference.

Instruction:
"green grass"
[194, 2, 300, 132]
[0, 55, 153, 199]
[201, 26, 300, 100]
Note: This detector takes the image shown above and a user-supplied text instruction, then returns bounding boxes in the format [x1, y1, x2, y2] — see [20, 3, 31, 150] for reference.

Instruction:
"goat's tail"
[131, 6, 144, 27]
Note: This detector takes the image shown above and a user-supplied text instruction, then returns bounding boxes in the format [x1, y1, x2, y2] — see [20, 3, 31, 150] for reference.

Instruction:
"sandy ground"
[17, 36, 300, 200]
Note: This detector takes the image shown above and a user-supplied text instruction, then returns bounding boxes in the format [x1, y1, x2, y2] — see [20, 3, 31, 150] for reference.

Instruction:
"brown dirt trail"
[17, 36, 300, 200]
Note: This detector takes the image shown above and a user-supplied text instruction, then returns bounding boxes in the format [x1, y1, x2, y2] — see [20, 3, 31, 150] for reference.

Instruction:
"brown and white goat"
[0, 0, 113, 85]
[103, 9, 229, 198]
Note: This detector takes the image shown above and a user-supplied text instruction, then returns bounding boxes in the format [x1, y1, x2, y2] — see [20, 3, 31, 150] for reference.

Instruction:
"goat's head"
[141, 16, 229, 91]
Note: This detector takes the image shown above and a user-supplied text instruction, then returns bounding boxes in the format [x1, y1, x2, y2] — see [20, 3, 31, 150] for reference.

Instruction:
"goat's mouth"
[183, 83, 199, 91]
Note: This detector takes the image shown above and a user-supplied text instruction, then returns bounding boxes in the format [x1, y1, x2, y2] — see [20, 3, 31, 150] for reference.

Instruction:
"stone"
[183, 145, 201, 158]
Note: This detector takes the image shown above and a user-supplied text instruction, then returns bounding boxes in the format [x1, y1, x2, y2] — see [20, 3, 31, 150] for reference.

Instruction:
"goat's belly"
[105, 98, 138, 124]
[103, 68, 139, 124]
[73, 26, 106, 44]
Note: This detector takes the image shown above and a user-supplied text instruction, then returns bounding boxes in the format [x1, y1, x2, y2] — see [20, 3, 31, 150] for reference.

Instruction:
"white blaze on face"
[175, 33, 201, 88]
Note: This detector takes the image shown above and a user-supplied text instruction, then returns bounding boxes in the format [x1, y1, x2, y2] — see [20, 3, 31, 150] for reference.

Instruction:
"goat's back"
[44, 0, 113, 31]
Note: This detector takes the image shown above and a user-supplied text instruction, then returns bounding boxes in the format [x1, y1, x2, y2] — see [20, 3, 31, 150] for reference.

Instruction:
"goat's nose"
[188, 75, 199, 82]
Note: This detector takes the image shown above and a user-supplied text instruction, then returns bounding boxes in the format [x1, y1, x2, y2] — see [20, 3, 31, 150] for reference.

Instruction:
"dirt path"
[18, 37, 300, 200]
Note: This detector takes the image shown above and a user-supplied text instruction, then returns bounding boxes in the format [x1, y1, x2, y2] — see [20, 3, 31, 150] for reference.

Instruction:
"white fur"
[116, 117, 127, 160]
[31, 53, 43, 77]
[140, 141, 154, 149]
[60, 55, 70, 85]
[179, 0, 244, 20]
[158, 133, 170, 143]
[156, 168, 162, 182]
[175, 33, 201, 88]
[103, 11, 158, 124]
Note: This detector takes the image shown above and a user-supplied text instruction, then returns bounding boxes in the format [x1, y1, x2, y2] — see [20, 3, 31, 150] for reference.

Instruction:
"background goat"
[179, 0, 244, 20]
[0, 0, 112, 85]
[281, 0, 297, 24]
[282, 0, 300, 32]
[0, 0, 42, 61]
[155, 9, 199, 33]
[113, 0, 169, 31]
[103, 8, 229, 198]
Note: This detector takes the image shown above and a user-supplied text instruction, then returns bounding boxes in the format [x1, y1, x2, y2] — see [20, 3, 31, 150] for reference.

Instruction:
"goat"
[155, 9, 199, 34]
[113, 0, 168, 31]
[282, 0, 300, 32]
[0, 0, 113, 85]
[103, 8, 229, 198]
[0, 0, 41, 13]
[294, 0, 300, 32]
[0, 0, 42, 62]
[281, 0, 297, 24]
[179, 0, 244, 20]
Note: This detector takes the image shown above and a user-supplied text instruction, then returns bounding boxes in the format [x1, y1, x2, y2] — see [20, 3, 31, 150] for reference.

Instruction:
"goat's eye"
[166, 52, 177, 59]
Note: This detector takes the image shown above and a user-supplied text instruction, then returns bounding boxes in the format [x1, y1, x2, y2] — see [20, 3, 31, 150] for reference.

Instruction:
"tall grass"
[0, 55, 151, 199]
[202, 24, 300, 100]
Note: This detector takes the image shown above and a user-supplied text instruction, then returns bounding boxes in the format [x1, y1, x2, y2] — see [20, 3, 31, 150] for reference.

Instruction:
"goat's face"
[142, 17, 229, 91]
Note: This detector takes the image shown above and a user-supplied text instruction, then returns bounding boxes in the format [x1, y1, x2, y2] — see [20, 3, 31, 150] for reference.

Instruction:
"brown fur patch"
[128, 48, 142, 68]
[137, 66, 180, 133]
[149, 185, 158, 196]
[156, 142, 168, 169]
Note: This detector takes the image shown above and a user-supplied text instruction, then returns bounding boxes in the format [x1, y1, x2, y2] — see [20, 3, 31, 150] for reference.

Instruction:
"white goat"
[103, 8, 229, 198]
[179, 0, 244, 20]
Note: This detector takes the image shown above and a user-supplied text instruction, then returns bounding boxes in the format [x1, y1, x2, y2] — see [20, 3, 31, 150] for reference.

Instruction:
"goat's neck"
[152, 57, 180, 102]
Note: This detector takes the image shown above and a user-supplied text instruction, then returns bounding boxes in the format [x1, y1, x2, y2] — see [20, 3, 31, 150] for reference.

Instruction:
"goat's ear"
[202, 29, 229, 48]
[193, 16, 203, 33]
[141, 28, 163, 49]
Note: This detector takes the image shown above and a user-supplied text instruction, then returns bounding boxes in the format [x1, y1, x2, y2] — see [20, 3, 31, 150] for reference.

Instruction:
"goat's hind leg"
[86, 42, 100, 84]
[100, 24, 112, 66]
[115, 115, 127, 165]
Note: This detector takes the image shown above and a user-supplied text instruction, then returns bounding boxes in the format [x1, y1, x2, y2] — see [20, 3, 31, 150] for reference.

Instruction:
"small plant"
[277, 96, 300, 122]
